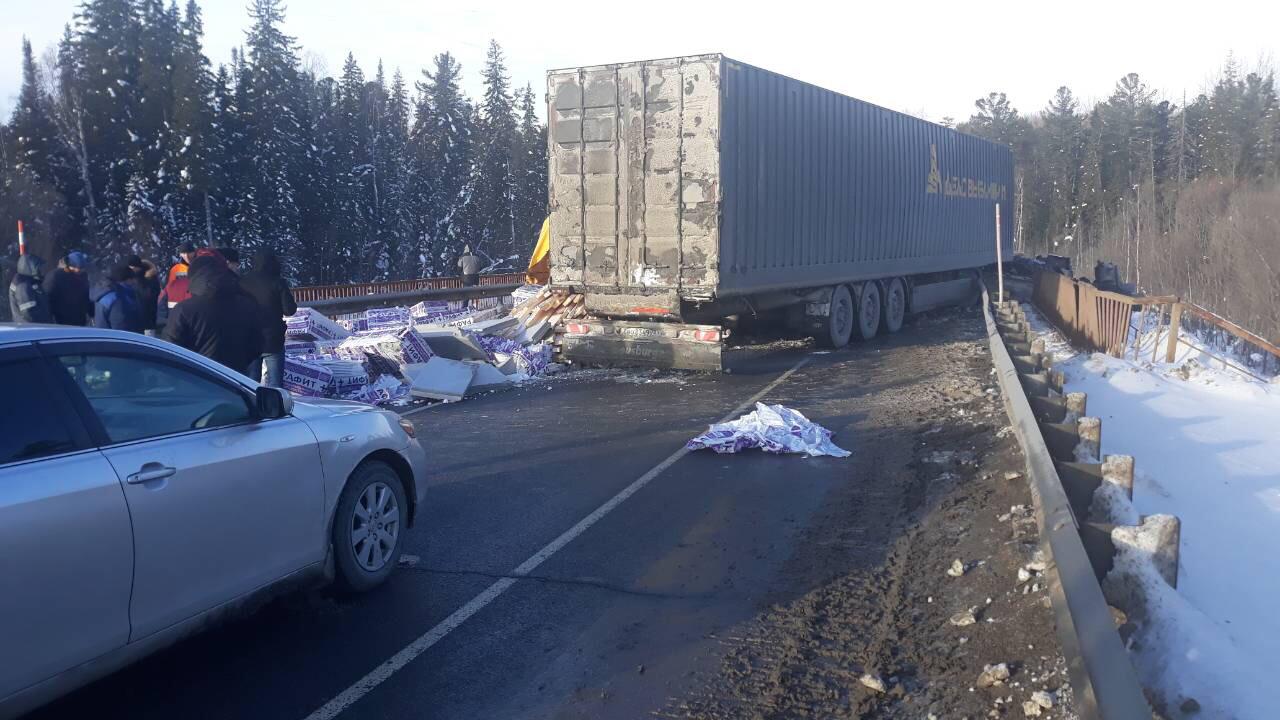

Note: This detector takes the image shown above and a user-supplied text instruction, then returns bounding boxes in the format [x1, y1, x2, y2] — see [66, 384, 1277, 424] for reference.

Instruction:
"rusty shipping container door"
[548, 54, 1014, 314]
[548, 56, 721, 316]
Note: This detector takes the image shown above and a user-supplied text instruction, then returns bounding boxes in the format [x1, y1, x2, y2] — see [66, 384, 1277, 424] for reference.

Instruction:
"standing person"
[457, 245, 482, 285]
[162, 255, 263, 373]
[91, 263, 143, 332]
[125, 254, 161, 335]
[457, 245, 482, 308]
[43, 251, 92, 325]
[8, 255, 53, 323]
[156, 242, 197, 330]
[240, 248, 297, 386]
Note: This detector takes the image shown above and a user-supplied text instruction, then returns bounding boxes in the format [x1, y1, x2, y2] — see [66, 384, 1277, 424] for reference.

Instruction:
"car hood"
[289, 396, 382, 421]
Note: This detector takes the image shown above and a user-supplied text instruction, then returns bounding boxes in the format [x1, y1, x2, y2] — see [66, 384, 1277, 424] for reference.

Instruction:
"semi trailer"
[547, 54, 1014, 370]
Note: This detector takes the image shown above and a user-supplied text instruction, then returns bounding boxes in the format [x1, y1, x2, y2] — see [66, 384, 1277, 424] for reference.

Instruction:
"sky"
[2, 0, 1278, 123]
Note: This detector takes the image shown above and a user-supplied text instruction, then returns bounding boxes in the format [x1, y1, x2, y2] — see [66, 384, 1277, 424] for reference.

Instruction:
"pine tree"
[410, 51, 472, 276]
[241, 0, 303, 270]
[167, 0, 217, 249]
[380, 69, 413, 278]
[335, 52, 372, 279]
[472, 40, 518, 266]
[295, 72, 340, 283]
[1039, 87, 1085, 252]
[76, 0, 144, 256]
[9, 37, 76, 259]
[511, 83, 547, 253]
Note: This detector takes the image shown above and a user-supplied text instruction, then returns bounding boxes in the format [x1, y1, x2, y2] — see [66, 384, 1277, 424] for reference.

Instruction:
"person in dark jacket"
[43, 251, 92, 325]
[92, 264, 143, 332]
[239, 248, 297, 386]
[8, 255, 53, 323]
[125, 254, 161, 334]
[162, 256, 264, 373]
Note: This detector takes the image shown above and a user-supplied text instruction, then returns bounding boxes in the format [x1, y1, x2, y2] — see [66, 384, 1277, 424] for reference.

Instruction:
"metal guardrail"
[293, 273, 525, 303]
[983, 285, 1151, 720]
[304, 283, 522, 317]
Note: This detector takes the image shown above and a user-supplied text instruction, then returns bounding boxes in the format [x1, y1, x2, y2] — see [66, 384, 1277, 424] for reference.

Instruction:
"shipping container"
[548, 54, 1014, 369]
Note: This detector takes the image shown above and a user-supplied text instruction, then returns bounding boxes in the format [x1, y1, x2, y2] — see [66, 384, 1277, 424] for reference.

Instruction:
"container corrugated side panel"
[546, 56, 722, 296]
[718, 58, 1014, 297]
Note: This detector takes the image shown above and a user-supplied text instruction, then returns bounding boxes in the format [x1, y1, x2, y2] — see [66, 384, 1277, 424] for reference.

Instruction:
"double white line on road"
[303, 356, 811, 720]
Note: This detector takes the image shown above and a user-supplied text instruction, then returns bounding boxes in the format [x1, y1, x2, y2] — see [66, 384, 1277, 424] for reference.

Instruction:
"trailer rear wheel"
[818, 284, 854, 348]
[856, 282, 881, 341]
[881, 278, 906, 334]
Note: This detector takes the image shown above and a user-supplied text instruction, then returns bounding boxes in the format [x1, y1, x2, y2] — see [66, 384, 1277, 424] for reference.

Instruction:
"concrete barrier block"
[1114, 514, 1181, 589]
[1065, 392, 1088, 420]
[1048, 369, 1066, 393]
[1101, 455, 1134, 500]
[1076, 416, 1101, 462]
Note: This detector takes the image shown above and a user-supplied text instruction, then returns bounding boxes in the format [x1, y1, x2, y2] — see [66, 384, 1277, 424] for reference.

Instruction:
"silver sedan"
[0, 325, 429, 719]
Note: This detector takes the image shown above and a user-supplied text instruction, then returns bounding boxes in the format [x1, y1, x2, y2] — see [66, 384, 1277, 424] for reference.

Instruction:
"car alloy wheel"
[350, 481, 401, 572]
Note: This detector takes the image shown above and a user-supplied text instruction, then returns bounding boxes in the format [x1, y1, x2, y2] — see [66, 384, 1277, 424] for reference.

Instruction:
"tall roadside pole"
[995, 204, 1004, 304]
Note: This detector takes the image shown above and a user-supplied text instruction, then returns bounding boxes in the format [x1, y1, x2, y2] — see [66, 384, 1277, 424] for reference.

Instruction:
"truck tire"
[856, 282, 881, 341]
[818, 284, 855, 348]
[881, 277, 906, 334]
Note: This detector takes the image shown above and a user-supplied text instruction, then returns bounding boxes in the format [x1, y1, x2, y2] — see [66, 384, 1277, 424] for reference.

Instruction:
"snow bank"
[1025, 305, 1280, 719]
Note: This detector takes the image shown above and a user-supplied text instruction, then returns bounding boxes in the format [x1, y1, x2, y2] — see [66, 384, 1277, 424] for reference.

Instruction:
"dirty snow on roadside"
[1025, 305, 1280, 719]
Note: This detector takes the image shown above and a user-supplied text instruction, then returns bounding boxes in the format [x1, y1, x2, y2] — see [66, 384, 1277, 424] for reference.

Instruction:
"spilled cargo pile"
[281, 286, 580, 406]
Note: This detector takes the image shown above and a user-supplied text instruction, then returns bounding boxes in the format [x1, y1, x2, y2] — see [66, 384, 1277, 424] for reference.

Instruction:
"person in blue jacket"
[92, 263, 143, 332]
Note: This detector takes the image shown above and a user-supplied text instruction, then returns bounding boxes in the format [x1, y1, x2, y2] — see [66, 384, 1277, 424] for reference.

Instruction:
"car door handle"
[127, 465, 177, 484]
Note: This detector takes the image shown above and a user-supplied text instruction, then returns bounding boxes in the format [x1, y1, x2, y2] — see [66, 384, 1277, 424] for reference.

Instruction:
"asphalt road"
[31, 307, 1064, 720]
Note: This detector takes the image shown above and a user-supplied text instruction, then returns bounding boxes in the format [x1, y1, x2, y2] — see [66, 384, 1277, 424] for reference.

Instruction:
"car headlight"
[397, 417, 417, 438]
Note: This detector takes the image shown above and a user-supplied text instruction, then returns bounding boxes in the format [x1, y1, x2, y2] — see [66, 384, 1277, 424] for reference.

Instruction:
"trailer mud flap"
[560, 319, 724, 371]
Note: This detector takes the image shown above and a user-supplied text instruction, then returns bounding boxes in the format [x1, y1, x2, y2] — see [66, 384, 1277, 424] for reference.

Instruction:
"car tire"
[333, 460, 407, 594]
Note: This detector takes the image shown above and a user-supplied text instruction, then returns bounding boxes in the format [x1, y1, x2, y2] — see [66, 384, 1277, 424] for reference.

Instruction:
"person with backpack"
[91, 263, 143, 332]
[8, 254, 53, 324]
[239, 248, 297, 387]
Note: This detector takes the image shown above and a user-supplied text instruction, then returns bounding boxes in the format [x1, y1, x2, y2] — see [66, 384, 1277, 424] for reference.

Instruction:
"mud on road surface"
[667, 309, 1078, 720]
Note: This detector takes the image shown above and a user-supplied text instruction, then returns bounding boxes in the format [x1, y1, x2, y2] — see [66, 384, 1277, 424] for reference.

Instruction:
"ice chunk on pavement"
[685, 403, 851, 458]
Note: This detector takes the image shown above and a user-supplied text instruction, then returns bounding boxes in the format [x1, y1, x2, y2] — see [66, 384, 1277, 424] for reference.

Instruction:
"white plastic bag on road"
[686, 403, 851, 458]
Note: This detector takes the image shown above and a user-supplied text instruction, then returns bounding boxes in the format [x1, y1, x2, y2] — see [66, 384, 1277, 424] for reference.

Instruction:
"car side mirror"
[255, 386, 294, 419]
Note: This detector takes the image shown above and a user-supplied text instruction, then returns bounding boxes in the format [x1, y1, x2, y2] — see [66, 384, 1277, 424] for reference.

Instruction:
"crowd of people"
[6, 244, 296, 387]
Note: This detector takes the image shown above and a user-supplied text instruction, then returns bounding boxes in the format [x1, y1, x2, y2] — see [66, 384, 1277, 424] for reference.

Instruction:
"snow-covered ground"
[1025, 306, 1280, 719]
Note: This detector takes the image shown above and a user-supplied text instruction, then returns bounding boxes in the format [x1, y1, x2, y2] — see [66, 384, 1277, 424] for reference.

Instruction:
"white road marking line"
[302, 356, 811, 720]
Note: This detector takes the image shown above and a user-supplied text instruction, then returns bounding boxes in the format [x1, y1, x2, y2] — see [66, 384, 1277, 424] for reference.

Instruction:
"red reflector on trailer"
[693, 329, 721, 343]
[630, 307, 670, 315]
[564, 323, 591, 335]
